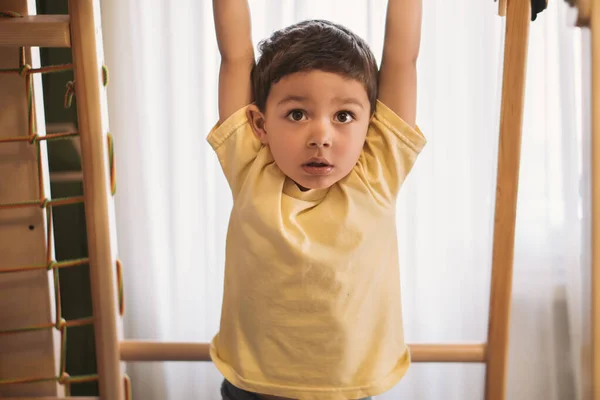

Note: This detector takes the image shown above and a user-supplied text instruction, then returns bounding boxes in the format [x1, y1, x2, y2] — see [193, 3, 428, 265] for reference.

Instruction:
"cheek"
[268, 124, 304, 156]
[337, 126, 368, 156]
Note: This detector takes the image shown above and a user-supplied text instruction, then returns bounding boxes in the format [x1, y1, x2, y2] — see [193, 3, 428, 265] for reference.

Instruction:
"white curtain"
[99, 1, 587, 399]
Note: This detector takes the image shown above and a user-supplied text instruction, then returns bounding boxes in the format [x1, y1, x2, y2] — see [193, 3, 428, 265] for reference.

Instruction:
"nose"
[307, 122, 332, 148]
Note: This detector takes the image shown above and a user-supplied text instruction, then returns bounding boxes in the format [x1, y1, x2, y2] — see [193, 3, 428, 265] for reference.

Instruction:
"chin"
[295, 177, 338, 190]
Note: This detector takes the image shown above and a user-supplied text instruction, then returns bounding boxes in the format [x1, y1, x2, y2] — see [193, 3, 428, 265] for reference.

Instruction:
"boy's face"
[248, 70, 371, 190]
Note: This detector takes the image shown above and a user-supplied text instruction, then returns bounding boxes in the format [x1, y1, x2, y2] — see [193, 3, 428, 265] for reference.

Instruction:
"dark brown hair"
[252, 19, 379, 114]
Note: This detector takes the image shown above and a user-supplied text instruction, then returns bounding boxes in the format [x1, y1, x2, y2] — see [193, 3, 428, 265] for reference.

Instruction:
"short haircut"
[252, 19, 379, 114]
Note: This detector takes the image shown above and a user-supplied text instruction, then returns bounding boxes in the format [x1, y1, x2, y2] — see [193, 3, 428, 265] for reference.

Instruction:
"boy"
[209, 1, 424, 399]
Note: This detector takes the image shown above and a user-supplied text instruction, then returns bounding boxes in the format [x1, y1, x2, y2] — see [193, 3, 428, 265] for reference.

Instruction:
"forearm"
[381, 0, 422, 65]
[378, 0, 422, 127]
[213, 0, 254, 61]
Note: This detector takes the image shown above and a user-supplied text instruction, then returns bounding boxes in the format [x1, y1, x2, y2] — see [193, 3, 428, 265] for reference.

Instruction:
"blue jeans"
[221, 379, 372, 400]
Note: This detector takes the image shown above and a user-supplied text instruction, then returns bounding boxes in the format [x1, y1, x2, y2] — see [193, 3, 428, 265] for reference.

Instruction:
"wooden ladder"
[0, 0, 122, 399]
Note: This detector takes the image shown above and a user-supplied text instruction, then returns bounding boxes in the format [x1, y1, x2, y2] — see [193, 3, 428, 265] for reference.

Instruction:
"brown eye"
[336, 111, 354, 123]
[288, 110, 306, 121]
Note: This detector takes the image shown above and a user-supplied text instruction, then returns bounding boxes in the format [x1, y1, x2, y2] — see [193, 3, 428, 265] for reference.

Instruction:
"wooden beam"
[120, 341, 211, 362]
[498, 0, 508, 16]
[0, 15, 70, 48]
[119, 341, 487, 363]
[410, 343, 487, 363]
[50, 171, 83, 183]
[68, 0, 124, 399]
[485, 0, 531, 399]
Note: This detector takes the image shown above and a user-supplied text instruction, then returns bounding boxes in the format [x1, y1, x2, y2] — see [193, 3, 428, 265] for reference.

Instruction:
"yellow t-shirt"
[207, 100, 426, 400]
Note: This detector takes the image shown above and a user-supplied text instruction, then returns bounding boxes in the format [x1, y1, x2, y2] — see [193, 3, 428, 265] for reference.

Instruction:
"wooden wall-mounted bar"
[486, 0, 531, 399]
[0, 15, 70, 47]
[119, 341, 487, 364]
[409, 343, 487, 363]
[498, 0, 508, 16]
[120, 341, 211, 362]
[68, 0, 124, 399]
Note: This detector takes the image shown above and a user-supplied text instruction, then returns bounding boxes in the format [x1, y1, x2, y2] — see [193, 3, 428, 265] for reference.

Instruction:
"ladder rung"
[410, 343, 487, 363]
[119, 340, 487, 363]
[0, 15, 70, 48]
[120, 340, 211, 362]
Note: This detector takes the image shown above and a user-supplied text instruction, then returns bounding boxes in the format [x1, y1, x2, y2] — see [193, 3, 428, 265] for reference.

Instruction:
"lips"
[302, 157, 333, 175]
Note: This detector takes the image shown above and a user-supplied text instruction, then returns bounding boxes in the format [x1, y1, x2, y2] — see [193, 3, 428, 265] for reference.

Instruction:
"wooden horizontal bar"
[50, 171, 83, 183]
[0, 15, 70, 47]
[120, 341, 486, 363]
[120, 340, 211, 362]
[410, 343, 487, 363]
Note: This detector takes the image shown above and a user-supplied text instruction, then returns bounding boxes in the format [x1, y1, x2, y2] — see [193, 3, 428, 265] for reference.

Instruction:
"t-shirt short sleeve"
[355, 100, 427, 203]
[207, 105, 263, 198]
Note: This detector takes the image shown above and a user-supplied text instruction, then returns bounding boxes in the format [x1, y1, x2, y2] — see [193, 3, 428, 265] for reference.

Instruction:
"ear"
[247, 104, 269, 145]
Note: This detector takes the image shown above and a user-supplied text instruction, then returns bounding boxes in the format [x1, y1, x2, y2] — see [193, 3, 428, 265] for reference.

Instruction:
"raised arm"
[213, 0, 255, 124]
[378, 0, 422, 128]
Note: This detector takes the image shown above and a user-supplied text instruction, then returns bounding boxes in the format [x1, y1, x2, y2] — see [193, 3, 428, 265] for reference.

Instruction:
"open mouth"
[302, 159, 333, 175]
[305, 161, 330, 168]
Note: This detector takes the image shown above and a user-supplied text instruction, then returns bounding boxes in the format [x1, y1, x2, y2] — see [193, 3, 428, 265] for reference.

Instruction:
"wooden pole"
[499, 0, 508, 16]
[591, 0, 600, 398]
[68, 0, 124, 399]
[485, 0, 531, 399]
[119, 341, 488, 363]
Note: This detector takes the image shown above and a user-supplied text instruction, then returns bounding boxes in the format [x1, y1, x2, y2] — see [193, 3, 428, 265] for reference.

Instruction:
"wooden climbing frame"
[0, 0, 123, 399]
[0, 0, 595, 399]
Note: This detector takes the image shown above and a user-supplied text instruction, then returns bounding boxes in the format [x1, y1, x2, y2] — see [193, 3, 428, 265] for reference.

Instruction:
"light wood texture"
[119, 341, 486, 363]
[120, 341, 211, 362]
[68, 0, 124, 399]
[577, 0, 592, 26]
[485, 0, 531, 399]
[498, 0, 508, 16]
[0, 15, 70, 47]
[0, 0, 62, 397]
[592, 0, 600, 398]
[410, 343, 487, 363]
[50, 171, 83, 183]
